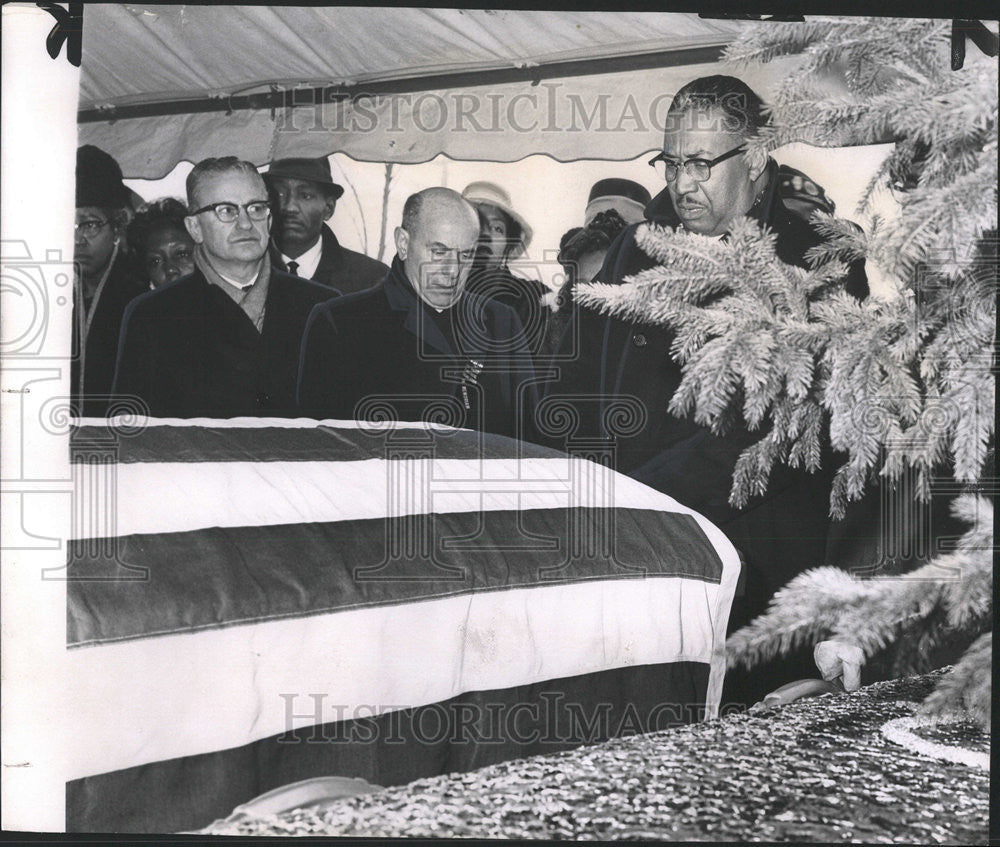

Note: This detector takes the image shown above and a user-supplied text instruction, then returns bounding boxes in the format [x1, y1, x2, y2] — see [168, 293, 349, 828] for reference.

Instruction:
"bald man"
[297, 187, 537, 439]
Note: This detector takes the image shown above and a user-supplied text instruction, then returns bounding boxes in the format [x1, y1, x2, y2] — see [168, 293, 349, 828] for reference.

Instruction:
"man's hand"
[814, 640, 865, 691]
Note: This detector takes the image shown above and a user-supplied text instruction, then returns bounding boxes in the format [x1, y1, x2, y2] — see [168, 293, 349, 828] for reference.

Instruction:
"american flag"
[66, 417, 740, 831]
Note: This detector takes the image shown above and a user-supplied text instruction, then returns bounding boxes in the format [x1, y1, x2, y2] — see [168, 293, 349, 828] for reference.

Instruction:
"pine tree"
[575, 17, 996, 726]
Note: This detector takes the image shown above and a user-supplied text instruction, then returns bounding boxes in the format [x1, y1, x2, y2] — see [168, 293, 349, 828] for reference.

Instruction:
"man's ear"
[323, 198, 337, 222]
[184, 214, 204, 245]
[746, 144, 768, 182]
[394, 226, 408, 260]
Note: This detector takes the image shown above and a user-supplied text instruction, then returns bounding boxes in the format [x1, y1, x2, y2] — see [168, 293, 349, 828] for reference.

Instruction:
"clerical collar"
[280, 235, 324, 279]
[217, 267, 261, 291]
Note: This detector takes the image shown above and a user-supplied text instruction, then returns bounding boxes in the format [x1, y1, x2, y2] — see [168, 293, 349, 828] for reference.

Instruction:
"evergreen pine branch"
[803, 214, 869, 266]
[730, 435, 779, 507]
[947, 370, 994, 483]
[728, 493, 992, 697]
[726, 566, 869, 669]
[882, 154, 999, 280]
[582, 17, 995, 698]
[786, 400, 824, 471]
[917, 632, 991, 729]
[938, 495, 993, 630]
[705, 16, 997, 709]
[827, 559, 954, 656]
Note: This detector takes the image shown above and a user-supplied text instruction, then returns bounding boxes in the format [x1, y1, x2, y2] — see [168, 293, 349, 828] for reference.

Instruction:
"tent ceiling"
[78, 7, 817, 177]
[79, 7, 742, 110]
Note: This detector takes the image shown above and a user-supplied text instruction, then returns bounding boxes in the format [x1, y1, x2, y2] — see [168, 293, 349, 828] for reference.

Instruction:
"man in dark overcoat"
[547, 75, 869, 704]
[112, 157, 333, 418]
[298, 187, 537, 440]
[265, 156, 388, 294]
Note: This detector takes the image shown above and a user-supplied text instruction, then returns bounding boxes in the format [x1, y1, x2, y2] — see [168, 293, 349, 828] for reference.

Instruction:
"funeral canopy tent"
[77, 6, 786, 177]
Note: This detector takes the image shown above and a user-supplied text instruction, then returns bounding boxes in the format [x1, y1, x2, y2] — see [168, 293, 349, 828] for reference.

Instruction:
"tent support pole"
[78, 44, 727, 124]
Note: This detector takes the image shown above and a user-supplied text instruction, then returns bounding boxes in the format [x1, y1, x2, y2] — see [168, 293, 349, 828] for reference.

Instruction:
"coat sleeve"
[296, 302, 356, 419]
[110, 297, 156, 416]
[534, 228, 640, 450]
[498, 306, 542, 444]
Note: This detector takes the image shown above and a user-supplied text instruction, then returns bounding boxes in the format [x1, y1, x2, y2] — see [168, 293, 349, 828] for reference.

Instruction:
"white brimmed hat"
[461, 181, 533, 255]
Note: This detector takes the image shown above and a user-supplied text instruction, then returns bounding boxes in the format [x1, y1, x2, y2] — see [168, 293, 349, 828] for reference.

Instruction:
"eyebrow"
[198, 198, 269, 205]
[663, 149, 716, 160]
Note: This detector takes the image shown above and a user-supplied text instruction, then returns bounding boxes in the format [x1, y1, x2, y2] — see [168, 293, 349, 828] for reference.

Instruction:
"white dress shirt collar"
[280, 234, 324, 279]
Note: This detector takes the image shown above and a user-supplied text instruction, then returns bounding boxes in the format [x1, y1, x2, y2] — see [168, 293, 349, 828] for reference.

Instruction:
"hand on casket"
[814, 640, 865, 691]
[749, 640, 865, 711]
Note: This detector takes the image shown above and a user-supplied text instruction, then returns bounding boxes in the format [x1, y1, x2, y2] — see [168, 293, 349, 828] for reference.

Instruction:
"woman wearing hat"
[460, 181, 548, 351]
[73, 145, 147, 417]
[536, 179, 652, 359]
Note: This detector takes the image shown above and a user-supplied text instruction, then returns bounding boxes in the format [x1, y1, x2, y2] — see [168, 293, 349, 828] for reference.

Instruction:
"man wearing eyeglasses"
[72, 145, 147, 417]
[112, 157, 332, 417]
[298, 187, 537, 439]
[546, 75, 869, 706]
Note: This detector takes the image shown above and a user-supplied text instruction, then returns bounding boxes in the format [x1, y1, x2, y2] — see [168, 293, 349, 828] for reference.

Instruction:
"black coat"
[463, 265, 550, 356]
[271, 226, 389, 295]
[112, 267, 334, 418]
[298, 258, 538, 440]
[72, 253, 147, 417]
[546, 161, 870, 696]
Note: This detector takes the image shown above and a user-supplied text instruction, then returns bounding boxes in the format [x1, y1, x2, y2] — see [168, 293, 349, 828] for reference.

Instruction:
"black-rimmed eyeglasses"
[648, 145, 745, 183]
[190, 201, 271, 223]
[74, 219, 110, 239]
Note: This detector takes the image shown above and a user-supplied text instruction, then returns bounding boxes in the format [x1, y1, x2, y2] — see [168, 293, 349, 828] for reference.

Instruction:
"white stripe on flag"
[65, 576, 725, 782]
[71, 456, 732, 550]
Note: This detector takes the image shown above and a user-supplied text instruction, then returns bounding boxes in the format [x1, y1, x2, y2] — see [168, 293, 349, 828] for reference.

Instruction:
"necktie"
[287, 261, 299, 276]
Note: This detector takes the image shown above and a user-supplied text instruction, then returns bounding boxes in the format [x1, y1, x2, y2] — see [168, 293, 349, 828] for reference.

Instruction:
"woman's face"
[475, 204, 509, 270]
[143, 223, 195, 288]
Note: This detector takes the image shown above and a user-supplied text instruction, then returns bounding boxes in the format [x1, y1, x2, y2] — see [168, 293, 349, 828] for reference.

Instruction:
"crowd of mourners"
[74, 75, 871, 705]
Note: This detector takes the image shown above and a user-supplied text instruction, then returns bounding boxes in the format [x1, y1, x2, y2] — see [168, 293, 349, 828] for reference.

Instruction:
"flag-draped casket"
[65, 417, 740, 832]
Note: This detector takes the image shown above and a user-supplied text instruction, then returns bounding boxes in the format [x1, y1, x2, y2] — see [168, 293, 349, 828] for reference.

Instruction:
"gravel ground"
[202, 670, 989, 842]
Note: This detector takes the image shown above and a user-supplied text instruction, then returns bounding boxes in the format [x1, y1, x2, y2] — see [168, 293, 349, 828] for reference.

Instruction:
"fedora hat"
[461, 181, 533, 254]
[265, 157, 344, 200]
[584, 178, 652, 226]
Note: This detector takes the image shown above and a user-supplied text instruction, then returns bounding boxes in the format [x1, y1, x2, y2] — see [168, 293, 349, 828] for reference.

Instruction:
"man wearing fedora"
[265, 156, 388, 294]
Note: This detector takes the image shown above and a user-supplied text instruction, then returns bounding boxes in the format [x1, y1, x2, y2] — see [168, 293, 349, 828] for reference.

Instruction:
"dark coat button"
[256, 392, 272, 406]
[632, 333, 647, 347]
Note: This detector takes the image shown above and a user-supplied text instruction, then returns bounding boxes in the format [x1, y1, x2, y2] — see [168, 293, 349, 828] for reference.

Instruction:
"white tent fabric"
[76, 7, 821, 177]
[82, 57, 811, 177]
[79, 7, 742, 107]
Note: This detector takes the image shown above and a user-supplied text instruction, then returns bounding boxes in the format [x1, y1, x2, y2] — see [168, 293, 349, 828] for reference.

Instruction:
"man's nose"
[235, 207, 255, 229]
[673, 168, 698, 195]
